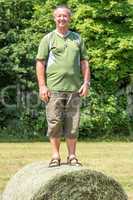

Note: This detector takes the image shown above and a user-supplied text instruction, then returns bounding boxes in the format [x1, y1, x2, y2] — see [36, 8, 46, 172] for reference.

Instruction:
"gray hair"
[53, 5, 72, 16]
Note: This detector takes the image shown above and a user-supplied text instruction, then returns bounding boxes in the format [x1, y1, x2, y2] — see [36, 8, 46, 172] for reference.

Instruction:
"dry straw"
[0, 192, 2, 200]
[2, 162, 128, 200]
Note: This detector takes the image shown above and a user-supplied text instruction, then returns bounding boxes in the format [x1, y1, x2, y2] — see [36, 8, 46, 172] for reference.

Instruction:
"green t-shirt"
[36, 30, 88, 92]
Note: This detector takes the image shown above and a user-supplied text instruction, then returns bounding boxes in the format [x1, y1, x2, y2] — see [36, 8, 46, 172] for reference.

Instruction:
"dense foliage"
[0, 0, 133, 139]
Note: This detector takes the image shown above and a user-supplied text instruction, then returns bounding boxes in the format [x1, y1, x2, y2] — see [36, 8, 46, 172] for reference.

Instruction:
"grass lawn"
[0, 141, 133, 199]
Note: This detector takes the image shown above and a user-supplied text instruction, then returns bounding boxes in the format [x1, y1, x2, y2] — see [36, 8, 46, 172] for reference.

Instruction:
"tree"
[0, 0, 133, 139]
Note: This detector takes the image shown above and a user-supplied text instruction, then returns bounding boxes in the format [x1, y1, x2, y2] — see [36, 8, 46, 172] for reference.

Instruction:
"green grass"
[0, 141, 133, 199]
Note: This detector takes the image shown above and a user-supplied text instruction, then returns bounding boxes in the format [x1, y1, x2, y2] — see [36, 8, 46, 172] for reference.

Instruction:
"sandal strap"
[49, 158, 60, 167]
[67, 156, 82, 166]
[69, 157, 78, 162]
[51, 158, 60, 163]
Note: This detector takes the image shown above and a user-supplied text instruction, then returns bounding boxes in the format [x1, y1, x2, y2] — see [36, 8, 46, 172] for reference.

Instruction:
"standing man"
[36, 5, 90, 167]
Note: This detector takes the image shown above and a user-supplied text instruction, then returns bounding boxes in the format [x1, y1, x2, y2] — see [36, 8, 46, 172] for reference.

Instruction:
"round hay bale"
[0, 192, 2, 200]
[2, 161, 127, 200]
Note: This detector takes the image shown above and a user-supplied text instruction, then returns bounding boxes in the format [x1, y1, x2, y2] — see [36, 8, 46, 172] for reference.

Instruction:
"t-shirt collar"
[55, 29, 71, 38]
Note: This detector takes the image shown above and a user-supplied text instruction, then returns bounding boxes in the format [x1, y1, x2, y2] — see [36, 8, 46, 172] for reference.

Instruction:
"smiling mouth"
[60, 21, 66, 23]
[59, 22, 66, 26]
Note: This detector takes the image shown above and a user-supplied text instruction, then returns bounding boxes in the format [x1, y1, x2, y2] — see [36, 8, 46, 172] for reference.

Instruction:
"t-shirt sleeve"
[80, 37, 89, 61]
[36, 35, 49, 60]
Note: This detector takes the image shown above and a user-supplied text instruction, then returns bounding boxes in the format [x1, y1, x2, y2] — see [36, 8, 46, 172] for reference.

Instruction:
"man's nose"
[60, 15, 64, 20]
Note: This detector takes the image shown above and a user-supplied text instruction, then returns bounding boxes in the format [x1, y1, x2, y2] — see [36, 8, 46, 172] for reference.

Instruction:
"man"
[36, 5, 90, 167]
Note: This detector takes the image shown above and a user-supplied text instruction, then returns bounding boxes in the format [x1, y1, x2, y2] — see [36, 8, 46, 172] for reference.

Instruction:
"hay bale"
[2, 161, 127, 200]
[0, 192, 2, 200]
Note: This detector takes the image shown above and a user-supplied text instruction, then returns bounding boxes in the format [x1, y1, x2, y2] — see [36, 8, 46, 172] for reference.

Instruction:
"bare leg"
[66, 138, 82, 165]
[50, 137, 61, 159]
[66, 138, 77, 158]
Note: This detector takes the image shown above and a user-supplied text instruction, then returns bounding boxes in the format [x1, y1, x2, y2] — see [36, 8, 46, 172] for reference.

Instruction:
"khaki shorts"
[46, 91, 80, 138]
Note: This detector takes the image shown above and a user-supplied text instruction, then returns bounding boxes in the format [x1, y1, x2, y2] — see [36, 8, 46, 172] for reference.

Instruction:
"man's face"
[54, 8, 70, 29]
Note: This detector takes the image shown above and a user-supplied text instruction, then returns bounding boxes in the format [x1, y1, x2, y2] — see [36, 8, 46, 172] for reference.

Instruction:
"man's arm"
[79, 59, 90, 97]
[36, 60, 50, 102]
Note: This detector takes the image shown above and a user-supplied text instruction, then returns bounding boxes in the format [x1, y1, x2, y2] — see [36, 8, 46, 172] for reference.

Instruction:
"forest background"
[0, 0, 133, 140]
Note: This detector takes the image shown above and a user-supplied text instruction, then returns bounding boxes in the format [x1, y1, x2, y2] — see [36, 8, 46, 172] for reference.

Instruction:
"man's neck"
[56, 27, 69, 36]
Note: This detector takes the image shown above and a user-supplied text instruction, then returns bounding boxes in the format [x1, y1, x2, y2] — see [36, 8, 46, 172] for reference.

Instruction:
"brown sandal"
[67, 156, 82, 166]
[49, 158, 61, 167]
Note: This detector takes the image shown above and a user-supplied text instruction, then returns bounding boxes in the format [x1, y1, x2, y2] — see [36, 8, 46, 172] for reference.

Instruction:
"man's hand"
[78, 83, 89, 97]
[39, 85, 51, 103]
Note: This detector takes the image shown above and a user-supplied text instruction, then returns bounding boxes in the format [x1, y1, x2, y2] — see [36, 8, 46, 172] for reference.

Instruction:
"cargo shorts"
[45, 91, 80, 138]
